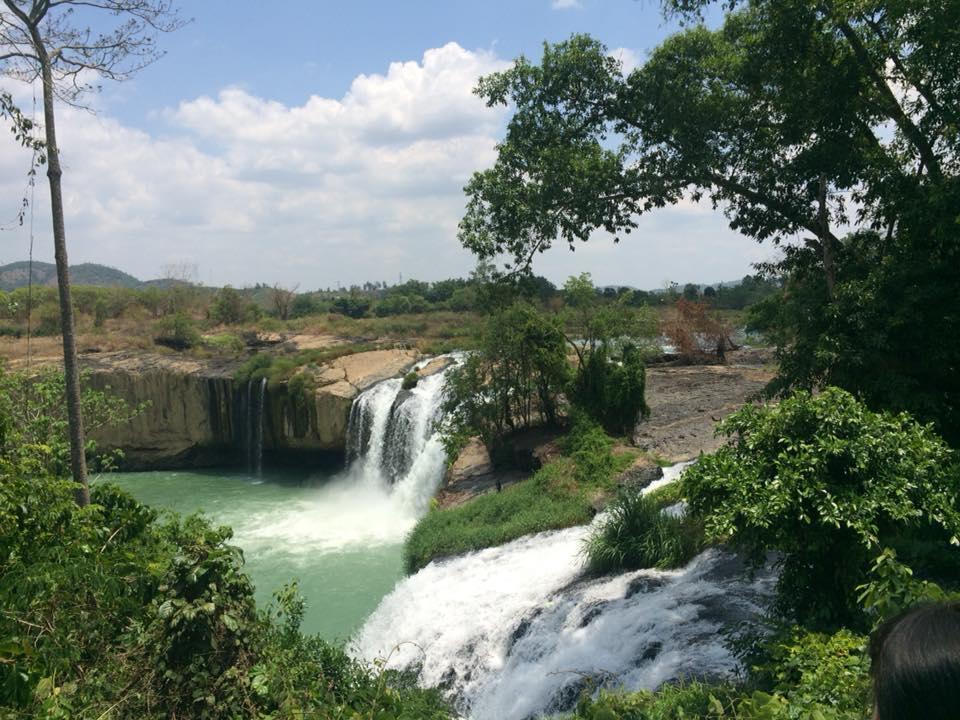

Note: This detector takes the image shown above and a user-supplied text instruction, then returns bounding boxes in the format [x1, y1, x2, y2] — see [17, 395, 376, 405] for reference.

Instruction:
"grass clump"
[405, 459, 593, 572]
[584, 489, 705, 573]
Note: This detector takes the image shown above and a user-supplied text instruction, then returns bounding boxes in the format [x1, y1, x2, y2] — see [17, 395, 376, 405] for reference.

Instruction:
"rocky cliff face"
[263, 349, 420, 456]
[83, 348, 420, 470]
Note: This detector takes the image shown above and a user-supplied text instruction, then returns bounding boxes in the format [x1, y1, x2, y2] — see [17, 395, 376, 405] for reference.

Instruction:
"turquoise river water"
[102, 467, 408, 641]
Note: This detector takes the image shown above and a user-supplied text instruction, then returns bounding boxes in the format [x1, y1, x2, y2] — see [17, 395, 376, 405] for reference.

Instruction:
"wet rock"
[625, 575, 668, 598]
[617, 457, 664, 490]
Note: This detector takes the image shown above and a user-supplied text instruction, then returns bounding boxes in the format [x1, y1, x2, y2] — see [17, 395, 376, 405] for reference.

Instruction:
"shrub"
[570, 343, 650, 435]
[153, 312, 201, 350]
[201, 332, 244, 353]
[573, 682, 742, 720]
[34, 301, 61, 336]
[287, 371, 315, 409]
[584, 490, 705, 573]
[234, 353, 273, 384]
[561, 413, 617, 485]
[402, 371, 419, 390]
[684, 387, 960, 629]
[210, 285, 260, 325]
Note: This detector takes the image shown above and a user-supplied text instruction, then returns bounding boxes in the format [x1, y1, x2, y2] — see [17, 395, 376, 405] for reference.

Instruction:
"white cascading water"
[353, 463, 775, 720]
[236, 357, 455, 553]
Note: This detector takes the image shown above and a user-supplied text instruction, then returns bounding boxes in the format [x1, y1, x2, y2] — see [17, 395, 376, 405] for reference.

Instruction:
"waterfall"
[344, 357, 455, 517]
[254, 377, 267, 475]
[353, 463, 775, 720]
[238, 377, 268, 474]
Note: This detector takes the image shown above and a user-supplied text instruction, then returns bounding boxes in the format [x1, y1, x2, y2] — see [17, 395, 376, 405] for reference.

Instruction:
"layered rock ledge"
[82, 348, 420, 470]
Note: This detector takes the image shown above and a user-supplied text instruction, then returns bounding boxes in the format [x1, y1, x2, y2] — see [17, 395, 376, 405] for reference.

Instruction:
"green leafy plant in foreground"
[684, 387, 960, 630]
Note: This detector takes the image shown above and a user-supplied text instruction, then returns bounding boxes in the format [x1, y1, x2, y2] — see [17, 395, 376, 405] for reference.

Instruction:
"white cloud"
[0, 42, 776, 290]
[552, 0, 582, 8]
[609, 47, 642, 75]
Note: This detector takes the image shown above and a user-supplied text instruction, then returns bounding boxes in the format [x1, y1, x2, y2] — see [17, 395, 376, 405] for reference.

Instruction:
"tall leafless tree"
[1, 0, 184, 505]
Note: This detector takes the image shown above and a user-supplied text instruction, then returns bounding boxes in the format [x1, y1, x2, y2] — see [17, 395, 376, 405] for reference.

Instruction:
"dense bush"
[211, 285, 261, 325]
[684, 387, 960, 629]
[571, 628, 872, 719]
[153, 311, 201, 350]
[570, 343, 650, 435]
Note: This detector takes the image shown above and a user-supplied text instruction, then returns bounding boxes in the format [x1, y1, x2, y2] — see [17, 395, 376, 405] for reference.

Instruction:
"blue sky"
[0, 0, 774, 289]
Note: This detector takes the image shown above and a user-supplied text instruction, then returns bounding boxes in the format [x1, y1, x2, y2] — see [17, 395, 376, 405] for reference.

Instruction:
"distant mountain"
[0, 261, 144, 291]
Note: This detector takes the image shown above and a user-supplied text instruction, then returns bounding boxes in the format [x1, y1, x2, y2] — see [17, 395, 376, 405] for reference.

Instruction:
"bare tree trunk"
[39, 55, 89, 506]
[818, 175, 836, 300]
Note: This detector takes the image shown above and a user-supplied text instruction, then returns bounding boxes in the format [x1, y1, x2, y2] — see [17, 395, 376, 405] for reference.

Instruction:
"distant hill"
[0, 261, 144, 291]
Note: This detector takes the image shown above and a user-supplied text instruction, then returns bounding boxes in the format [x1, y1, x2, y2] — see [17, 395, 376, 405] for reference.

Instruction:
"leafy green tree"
[210, 286, 245, 325]
[570, 343, 650, 435]
[441, 302, 571, 457]
[330, 291, 371, 319]
[684, 387, 960, 629]
[460, 2, 960, 441]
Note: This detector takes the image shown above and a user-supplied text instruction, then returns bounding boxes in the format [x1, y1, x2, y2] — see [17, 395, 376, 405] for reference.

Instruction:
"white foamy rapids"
[354, 475, 773, 720]
[232, 357, 458, 557]
[641, 460, 694, 497]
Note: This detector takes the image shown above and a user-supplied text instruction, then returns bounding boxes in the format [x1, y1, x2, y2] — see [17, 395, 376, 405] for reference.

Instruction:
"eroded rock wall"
[83, 348, 421, 469]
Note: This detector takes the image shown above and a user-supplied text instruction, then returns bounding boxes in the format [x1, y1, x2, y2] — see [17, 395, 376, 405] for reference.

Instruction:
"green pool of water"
[102, 467, 412, 641]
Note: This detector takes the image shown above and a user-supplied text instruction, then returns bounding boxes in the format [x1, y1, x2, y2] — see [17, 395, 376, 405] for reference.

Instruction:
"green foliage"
[684, 387, 960, 629]
[404, 459, 593, 572]
[584, 489, 705, 573]
[0, 363, 142, 477]
[234, 354, 274, 385]
[211, 285, 261, 325]
[440, 302, 571, 454]
[854, 548, 951, 628]
[285, 372, 314, 410]
[0, 443, 451, 718]
[330, 291, 371, 318]
[570, 630, 871, 719]
[736, 629, 872, 720]
[750, 225, 960, 445]
[571, 344, 650, 435]
[402, 371, 420, 390]
[561, 413, 618, 486]
[201, 331, 245, 353]
[153, 311, 201, 350]
[572, 681, 742, 720]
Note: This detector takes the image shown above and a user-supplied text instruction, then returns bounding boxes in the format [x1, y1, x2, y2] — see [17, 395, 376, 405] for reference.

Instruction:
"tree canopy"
[461, 0, 959, 439]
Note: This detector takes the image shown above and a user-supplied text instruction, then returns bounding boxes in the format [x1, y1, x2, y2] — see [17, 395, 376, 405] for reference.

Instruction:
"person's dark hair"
[870, 602, 960, 720]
